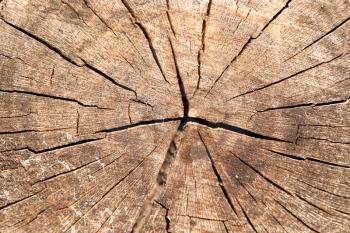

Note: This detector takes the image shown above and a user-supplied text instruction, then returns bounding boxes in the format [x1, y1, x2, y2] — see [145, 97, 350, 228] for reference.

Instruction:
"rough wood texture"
[0, 0, 349, 232]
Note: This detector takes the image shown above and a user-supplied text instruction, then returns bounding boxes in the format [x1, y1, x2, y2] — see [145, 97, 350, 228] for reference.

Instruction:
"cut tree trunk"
[0, 0, 349, 232]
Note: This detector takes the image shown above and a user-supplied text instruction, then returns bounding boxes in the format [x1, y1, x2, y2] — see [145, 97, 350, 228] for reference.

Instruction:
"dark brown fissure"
[1, 14, 290, 143]
[1, 19, 140, 96]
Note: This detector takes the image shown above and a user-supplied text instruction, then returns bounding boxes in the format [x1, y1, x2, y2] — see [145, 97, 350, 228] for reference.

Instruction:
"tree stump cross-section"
[0, 0, 349, 232]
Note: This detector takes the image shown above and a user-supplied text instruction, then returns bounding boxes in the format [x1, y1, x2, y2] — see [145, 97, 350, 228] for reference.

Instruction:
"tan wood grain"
[0, 0, 349, 232]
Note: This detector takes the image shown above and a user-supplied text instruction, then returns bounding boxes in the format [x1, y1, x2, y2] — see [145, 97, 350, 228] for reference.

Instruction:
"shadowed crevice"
[295, 194, 333, 216]
[1, 19, 137, 95]
[0, 190, 44, 211]
[237, 199, 259, 233]
[267, 149, 350, 169]
[286, 16, 350, 61]
[188, 117, 290, 142]
[0, 89, 111, 110]
[168, 36, 189, 130]
[98, 118, 182, 133]
[155, 200, 171, 233]
[82, 61, 137, 96]
[23, 138, 104, 154]
[296, 179, 350, 200]
[165, 0, 176, 36]
[196, 0, 213, 92]
[226, 53, 344, 102]
[0, 19, 82, 66]
[119, 0, 169, 84]
[198, 131, 238, 215]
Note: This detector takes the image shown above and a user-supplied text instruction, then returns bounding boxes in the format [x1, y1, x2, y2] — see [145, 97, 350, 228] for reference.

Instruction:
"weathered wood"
[0, 0, 349, 232]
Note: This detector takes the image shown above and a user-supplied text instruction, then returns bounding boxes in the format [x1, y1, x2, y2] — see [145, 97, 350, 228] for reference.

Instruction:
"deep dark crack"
[1, 19, 137, 96]
[198, 132, 238, 215]
[2, 2, 348, 232]
[119, 0, 169, 84]
[168, 36, 189, 131]
[196, 0, 213, 92]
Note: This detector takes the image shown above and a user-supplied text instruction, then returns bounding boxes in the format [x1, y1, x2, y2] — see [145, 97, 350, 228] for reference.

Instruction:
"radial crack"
[295, 194, 333, 216]
[0, 18, 83, 66]
[76, 110, 80, 135]
[286, 16, 350, 61]
[206, 0, 292, 95]
[79, 1, 147, 70]
[223, 221, 230, 233]
[119, 0, 169, 83]
[131, 99, 154, 110]
[0, 89, 114, 110]
[90, 153, 126, 176]
[233, 173, 259, 204]
[198, 131, 238, 215]
[265, 149, 305, 160]
[314, 97, 350, 107]
[196, 0, 213, 92]
[83, 0, 119, 38]
[306, 157, 350, 169]
[20, 208, 47, 227]
[82, 61, 137, 96]
[230, 152, 294, 196]
[206, 36, 253, 96]
[269, 149, 350, 169]
[333, 76, 350, 86]
[165, 0, 176, 36]
[155, 200, 171, 233]
[0, 127, 74, 135]
[23, 138, 104, 155]
[256, 0, 292, 37]
[296, 179, 350, 200]
[1, 19, 137, 95]
[297, 136, 350, 145]
[188, 117, 291, 143]
[61, 0, 88, 26]
[168, 36, 189, 123]
[274, 200, 319, 232]
[236, 199, 258, 233]
[0, 189, 44, 211]
[256, 103, 314, 113]
[98, 117, 181, 133]
[271, 216, 288, 233]
[226, 53, 344, 102]
[252, 97, 350, 116]
[49, 65, 56, 87]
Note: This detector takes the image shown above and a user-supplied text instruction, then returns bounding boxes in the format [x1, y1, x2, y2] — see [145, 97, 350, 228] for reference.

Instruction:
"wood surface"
[0, 0, 349, 232]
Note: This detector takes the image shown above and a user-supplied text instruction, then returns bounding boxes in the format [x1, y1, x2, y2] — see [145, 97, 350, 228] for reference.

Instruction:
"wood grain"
[0, 0, 349, 232]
